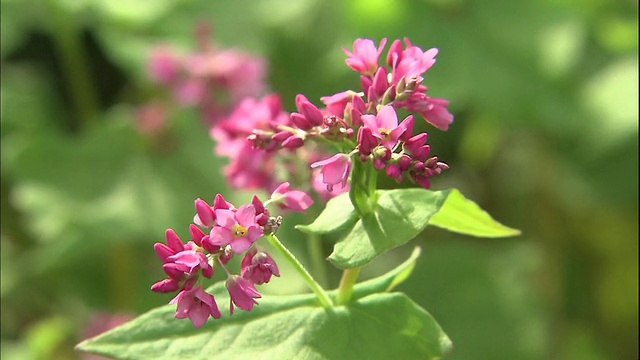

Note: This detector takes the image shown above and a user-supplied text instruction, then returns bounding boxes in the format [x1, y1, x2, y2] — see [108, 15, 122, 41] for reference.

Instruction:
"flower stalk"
[337, 267, 361, 305]
[265, 233, 333, 308]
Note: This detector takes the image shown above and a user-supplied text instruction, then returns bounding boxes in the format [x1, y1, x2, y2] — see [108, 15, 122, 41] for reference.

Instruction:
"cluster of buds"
[147, 21, 266, 126]
[244, 38, 453, 191]
[211, 94, 349, 200]
[151, 183, 313, 327]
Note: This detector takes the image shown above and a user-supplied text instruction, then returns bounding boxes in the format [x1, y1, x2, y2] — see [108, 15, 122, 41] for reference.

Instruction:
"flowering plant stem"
[336, 266, 361, 305]
[349, 157, 378, 216]
[265, 233, 333, 308]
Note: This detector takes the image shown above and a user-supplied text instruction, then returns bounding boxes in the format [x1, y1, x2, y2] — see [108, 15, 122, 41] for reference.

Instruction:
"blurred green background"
[1, 0, 637, 359]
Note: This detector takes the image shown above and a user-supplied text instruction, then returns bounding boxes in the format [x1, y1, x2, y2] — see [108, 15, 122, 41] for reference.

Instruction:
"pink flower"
[292, 94, 324, 128]
[148, 46, 180, 85]
[361, 105, 410, 149]
[311, 170, 349, 201]
[270, 182, 314, 212]
[310, 153, 352, 192]
[174, 78, 206, 105]
[166, 249, 213, 278]
[226, 275, 261, 314]
[320, 90, 357, 117]
[357, 127, 378, 156]
[153, 229, 186, 263]
[395, 93, 453, 131]
[194, 198, 216, 228]
[170, 286, 221, 328]
[343, 38, 388, 76]
[135, 102, 167, 136]
[387, 38, 439, 85]
[209, 205, 263, 254]
[241, 248, 280, 285]
[419, 97, 453, 131]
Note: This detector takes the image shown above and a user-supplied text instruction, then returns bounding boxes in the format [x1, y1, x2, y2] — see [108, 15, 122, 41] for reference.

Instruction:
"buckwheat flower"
[135, 102, 167, 137]
[312, 170, 349, 201]
[170, 286, 221, 328]
[167, 248, 213, 278]
[310, 153, 352, 192]
[154, 229, 186, 263]
[396, 92, 453, 131]
[148, 46, 180, 85]
[388, 38, 438, 84]
[174, 78, 206, 106]
[293, 94, 324, 127]
[419, 97, 454, 131]
[357, 127, 378, 156]
[194, 198, 216, 228]
[226, 275, 261, 314]
[270, 182, 314, 212]
[241, 248, 280, 285]
[210, 205, 263, 254]
[343, 38, 387, 76]
[320, 90, 357, 117]
[361, 105, 409, 149]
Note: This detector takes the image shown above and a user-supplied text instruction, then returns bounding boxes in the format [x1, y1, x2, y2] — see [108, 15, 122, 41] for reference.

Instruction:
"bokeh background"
[1, 0, 637, 359]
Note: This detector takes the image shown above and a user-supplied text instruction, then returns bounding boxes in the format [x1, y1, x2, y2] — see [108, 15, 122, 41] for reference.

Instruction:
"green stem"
[337, 267, 361, 305]
[265, 233, 333, 308]
[349, 158, 373, 216]
[47, 0, 100, 130]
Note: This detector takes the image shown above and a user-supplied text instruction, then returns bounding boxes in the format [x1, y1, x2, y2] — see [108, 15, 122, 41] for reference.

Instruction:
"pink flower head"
[270, 182, 314, 212]
[396, 93, 453, 131]
[420, 97, 453, 131]
[357, 126, 378, 156]
[310, 153, 352, 192]
[226, 275, 261, 314]
[153, 229, 186, 263]
[343, 38, 388, 76]
[361, 105, 408, 149]
[388, 38, 439, 84]
[174, 78, 206, 105]
[135, 102, 167, 136]
[148, 46, 180, 85]
[194, 198, 216, 228]
[320, 90, 357, 117]
[209, 204, 263, 254]
[167, 248, 213, 278]
[170, 286, 221, 328]
[293, 94, 324, 127]
[241, 248, 280, 285]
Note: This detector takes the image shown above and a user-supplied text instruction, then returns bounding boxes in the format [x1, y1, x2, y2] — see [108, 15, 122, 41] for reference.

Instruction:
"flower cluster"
[152, 185, 312, 327]
[212, 94, 350, 199]
[246, 38, 452, 191]
[147, 21, 266, 126]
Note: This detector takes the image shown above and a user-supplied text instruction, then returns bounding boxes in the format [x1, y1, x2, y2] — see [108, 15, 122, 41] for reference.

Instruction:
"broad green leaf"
[352, 247, 422, 299]
[77, 282, 451, 360]
[428, 189, 521, 237]
[329, 189, 449, 269]
[296, 192, 358, 235]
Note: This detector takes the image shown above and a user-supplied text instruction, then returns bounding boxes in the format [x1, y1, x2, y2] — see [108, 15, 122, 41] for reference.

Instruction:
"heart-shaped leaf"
[328, 188, 449, 269]
[428, 189, 521, 237]
[77, 249, 450, 360]
[296, 192, 358, 235]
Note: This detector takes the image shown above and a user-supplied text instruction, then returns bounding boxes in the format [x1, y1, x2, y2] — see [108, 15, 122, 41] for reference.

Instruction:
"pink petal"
[230, 237, 253, 254]
[210, 227, 234, 246]
[377, 105, 399, 129]
[235, 204, 256, 227]
[214, 209, 236, 228]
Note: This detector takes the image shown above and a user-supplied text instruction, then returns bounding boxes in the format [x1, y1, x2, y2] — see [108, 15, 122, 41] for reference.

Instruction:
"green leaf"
[77, 282, 451, 360]
[352, 247, 422, 299]
[329, 189, 449, 269]
[295, 192, 358, 235]
[428, 189, 521, 237]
